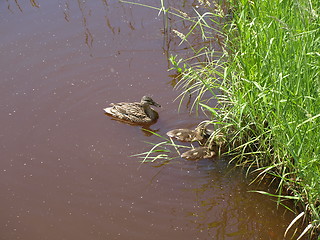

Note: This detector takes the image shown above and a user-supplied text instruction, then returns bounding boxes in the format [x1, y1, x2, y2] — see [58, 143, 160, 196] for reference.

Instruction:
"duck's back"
[166, 129, 201, 142]
[104, 102, 155, 123]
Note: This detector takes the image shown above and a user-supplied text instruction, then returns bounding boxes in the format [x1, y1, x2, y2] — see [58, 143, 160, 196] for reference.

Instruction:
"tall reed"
[127, 0, 319, 237]
[165, 0, 320, 238]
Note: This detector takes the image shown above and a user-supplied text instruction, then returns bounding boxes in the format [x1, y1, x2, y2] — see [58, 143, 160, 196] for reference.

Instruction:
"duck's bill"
[153, 102, 161, 107]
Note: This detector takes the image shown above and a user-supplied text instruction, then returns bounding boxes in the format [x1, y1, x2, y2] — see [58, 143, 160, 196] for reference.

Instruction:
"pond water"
[0, 0, 302, 239]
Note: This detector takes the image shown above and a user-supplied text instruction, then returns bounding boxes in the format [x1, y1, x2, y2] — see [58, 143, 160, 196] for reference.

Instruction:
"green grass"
[161, 0, 320, 238]
[126, 0, 319, 237]
[223, 0, 320, 234]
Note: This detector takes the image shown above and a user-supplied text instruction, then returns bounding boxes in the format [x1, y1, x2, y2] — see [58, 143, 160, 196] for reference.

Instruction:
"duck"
[103, 96, 161, 124]
[207, 132, 227, 154]
[166, 121, 212, 143]
[181, 146, 216, 161]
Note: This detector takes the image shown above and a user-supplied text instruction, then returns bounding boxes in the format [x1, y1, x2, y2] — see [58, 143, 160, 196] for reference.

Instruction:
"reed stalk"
[127, 0, 320, 238]
[158, 0, 320, 238]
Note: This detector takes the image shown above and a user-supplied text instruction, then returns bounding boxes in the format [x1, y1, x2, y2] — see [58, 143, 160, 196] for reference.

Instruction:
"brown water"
[0, 1, 302, 239]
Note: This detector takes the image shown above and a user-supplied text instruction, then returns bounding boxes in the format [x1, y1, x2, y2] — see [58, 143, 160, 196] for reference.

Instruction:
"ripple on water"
[0, 0, 300, 239]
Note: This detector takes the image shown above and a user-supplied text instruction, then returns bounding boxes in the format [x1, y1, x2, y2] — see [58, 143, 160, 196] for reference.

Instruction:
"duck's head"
[196, 121, 214, 136]
[141, 96, 161, 107]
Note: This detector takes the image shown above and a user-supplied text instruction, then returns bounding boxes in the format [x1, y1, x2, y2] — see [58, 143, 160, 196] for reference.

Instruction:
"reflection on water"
[0, 0, 305, 239]
[77, 0, 93, 50]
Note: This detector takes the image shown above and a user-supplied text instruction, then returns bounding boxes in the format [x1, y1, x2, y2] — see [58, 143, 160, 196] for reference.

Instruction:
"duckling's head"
[195, 121, 213, 136]
[141, 96, 161, 107]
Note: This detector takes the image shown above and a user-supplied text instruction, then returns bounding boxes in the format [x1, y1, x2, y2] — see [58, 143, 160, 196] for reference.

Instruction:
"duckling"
[207, 132, 227, 154]
[181, 146, 216, 161]
[166, 122, 212, 143]
[104, 96, 161, 124]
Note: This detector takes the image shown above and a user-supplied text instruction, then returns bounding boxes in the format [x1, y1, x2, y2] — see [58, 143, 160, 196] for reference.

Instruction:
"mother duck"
[104, 96, 161, 124]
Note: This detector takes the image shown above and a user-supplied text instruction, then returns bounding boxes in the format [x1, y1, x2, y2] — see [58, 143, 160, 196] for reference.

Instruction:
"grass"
[220, 1, 320, 238]
[126, 0, 320, 238]
[169, 0, 320, 238]
[158, 0, 320, 238]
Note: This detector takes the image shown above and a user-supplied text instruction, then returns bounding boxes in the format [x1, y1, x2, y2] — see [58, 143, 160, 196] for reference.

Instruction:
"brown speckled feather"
[166, 129, 203, 142]
[104, 96, 160, 124]
[181, 147, 216, 161]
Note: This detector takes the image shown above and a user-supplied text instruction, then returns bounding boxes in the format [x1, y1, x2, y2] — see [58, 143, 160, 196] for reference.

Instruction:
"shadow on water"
[104, 114, 160, 136]
[0, 0, 307, 239]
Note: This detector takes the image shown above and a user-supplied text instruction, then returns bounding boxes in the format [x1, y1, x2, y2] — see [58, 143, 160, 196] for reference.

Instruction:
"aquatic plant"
[126, 0, 320, 238]
[166, 0, 320, 238]
[221, 0, 320, 238]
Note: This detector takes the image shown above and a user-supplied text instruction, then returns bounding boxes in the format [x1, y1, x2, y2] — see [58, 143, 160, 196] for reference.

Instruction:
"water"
[0, 1, 302, 239]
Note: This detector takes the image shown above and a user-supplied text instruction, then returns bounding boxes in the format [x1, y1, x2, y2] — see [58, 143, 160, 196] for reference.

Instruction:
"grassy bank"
[222, 0, 319, 237]
[161, 0, 320, 238]
[129, 0, 319, 237]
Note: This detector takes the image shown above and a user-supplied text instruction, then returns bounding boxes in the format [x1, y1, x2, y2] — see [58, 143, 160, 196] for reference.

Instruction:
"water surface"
[0, 1, 301, 239]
